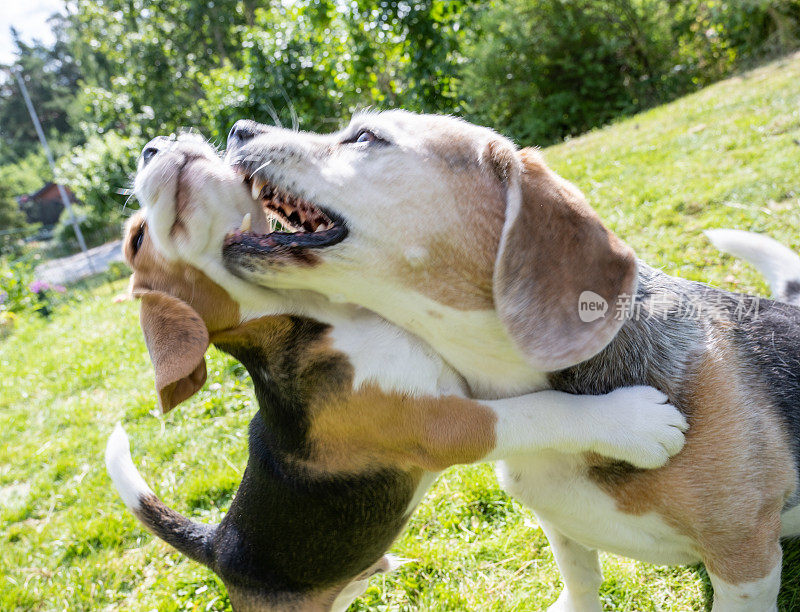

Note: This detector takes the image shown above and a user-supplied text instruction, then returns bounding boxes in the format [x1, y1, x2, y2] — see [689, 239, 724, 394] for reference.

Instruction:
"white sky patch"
[0, 0, 65, 65]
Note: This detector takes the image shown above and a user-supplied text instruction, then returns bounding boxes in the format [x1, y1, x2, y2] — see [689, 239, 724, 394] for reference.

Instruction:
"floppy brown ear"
[136, 289, 209, 413]
[493, 148, 637, 371]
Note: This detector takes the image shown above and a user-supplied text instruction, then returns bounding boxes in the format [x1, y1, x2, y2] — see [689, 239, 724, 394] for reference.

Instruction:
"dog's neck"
[547, 263, 709, 403]
[213, 315, 341, 453]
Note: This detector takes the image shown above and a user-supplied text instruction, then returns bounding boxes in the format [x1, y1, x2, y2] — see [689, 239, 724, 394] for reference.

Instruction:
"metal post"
[12, 66, 95, 273]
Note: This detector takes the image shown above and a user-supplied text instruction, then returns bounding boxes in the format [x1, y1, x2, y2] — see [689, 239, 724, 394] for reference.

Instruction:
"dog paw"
[593, 385, 688, 469]
[546, 589, 603, 612]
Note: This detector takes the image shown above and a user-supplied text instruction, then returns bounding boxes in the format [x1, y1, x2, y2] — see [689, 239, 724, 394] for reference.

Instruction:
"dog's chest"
[327, 315, 465, 396]
[497, 453, 700, 566]
[356, 290, 548, 397]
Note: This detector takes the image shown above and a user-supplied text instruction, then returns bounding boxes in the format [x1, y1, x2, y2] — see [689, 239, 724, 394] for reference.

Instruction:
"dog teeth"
[251, 178, 266, 200]
[240, 213, 252, 232]
[259, 185, 333, 235]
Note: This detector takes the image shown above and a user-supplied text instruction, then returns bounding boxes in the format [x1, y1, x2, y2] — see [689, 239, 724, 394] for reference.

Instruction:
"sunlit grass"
[3, 52, 800, 610]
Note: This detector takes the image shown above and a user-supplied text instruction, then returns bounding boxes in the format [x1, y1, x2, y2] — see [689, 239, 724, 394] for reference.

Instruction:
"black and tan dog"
[221, 113, 800, 610]
[106, 134, 686, 611]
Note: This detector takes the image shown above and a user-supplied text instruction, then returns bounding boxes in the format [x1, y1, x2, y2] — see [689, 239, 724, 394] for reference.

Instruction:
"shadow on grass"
[780, 537, 800, 611]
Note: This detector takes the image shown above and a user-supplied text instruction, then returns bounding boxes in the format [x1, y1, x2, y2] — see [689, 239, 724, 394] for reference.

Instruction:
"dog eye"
[354, 129, 378, 144]
[355, 130, 375, 143]
[132, 224, 145, 256]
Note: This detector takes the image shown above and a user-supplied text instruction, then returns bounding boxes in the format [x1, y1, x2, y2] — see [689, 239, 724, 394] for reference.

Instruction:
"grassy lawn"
[2, 52, 800, 611]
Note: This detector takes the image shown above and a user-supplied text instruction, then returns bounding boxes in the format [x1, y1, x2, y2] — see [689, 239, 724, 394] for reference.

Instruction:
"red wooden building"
[17, 183, 77, 227]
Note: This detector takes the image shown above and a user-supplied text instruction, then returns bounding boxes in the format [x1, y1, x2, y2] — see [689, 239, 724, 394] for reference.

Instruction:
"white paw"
[547, 589, 603, 612]
[593, 385, 688, 469]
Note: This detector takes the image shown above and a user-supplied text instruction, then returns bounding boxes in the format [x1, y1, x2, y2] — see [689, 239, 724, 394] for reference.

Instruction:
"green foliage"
[54, 131, 143, 248]
[196, 1, 351, 139]
[0, 198, 28, 257]
[2, 0, 799, 155]
[0, 190, 26, 232]
[194, 0, 473, 139]
[0, 151, 51, 196]
[462, 0, 747, 145]
[343, 0, 471, 113]
[708, 0, 800, 60]
[105, 260, 131, 281]
[0, 255, 66, 320]
[66, 0, 257, 138]
[0, 257, 36, 314]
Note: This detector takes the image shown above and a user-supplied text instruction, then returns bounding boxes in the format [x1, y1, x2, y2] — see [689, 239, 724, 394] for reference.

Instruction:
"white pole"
[11, 65, 96, 274]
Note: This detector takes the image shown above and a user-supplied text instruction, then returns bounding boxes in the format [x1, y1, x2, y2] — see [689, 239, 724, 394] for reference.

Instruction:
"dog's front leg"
[539, 517, 603, 612]
[309, 385, 685, 473]
[480, 385, 687, 469]
[706, 541, 782, 612]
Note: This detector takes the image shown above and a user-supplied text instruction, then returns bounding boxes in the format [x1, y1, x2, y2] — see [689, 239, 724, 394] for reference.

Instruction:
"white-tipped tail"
[705, 229, 800, 303]
[105, 424, 215, 566]
[105, 423, 154, 511]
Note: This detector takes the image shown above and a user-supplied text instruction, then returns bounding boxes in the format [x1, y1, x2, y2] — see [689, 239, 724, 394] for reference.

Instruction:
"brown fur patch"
[124, 213, 241, 333]
[212, 317, 499, 473]
[139, 291, 209, 412]
[390, 139, 507, 312]
[123, 212, 241, 410]
[209, 314, 299, 357]
[306, 383, 498, 473]
[394, 232, 498, 311]
[593, 334, 795, 583]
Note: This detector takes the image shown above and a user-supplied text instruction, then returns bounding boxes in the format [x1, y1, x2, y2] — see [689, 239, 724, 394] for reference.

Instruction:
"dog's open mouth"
[223, 168, 347, 255]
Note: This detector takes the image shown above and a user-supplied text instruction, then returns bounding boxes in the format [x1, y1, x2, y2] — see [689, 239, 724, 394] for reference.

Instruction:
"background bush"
[0, 153, 50, 257]
[461, 0, 800, 145]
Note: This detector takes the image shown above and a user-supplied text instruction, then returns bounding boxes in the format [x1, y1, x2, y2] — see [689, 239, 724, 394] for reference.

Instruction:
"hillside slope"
[546, 50, 800, 297]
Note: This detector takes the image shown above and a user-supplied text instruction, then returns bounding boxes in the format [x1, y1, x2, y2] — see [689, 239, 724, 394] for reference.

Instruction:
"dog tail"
[106, 424, 216, 567]
[705, 229, 800, 306]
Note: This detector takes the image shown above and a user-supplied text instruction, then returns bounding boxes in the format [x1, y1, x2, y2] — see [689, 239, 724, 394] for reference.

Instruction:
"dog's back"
[107, 312, 434, 610]
[708, 228, 800, 498]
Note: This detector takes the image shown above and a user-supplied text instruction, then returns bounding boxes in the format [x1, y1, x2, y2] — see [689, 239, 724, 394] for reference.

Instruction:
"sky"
[0, 0, 65, 65]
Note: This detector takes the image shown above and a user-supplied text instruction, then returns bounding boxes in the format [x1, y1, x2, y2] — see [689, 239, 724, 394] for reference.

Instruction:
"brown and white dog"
[106, 134, 687, 611]
[222, 113, 800, 611]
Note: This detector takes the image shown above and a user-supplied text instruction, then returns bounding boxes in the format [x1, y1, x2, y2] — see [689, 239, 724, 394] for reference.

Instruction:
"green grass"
[3, 52, 800, 610]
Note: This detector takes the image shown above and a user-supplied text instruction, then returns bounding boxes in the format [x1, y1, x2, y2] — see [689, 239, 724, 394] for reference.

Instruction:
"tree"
[0, 21, 83, 165]
[66, 0, 256, 138]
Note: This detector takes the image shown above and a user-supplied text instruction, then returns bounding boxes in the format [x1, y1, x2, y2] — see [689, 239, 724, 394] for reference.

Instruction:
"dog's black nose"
[227, 120, 260, 150]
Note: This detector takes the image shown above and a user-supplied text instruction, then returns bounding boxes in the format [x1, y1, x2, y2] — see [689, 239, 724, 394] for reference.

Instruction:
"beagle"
[106, 134, 686, 611]
[223, 113, 800, 610]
